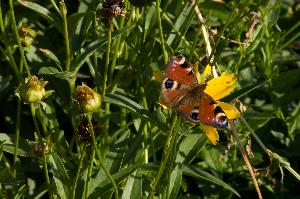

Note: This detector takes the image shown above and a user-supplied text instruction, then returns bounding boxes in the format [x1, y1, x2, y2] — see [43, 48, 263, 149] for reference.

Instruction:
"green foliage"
[0, 0, 300, 198]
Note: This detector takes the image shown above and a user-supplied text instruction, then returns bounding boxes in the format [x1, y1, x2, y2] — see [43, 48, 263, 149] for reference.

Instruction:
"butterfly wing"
[159, 55, 198, 108]
[177, 86, 228, 128]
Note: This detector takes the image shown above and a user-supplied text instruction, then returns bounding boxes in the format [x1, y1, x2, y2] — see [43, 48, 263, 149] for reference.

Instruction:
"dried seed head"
[32, 142, 49, 156]
[19, 76, 48, 103]
[100, 0, 126, 18]
[77, 119, 100, 144]
[74, 84, 101, 113]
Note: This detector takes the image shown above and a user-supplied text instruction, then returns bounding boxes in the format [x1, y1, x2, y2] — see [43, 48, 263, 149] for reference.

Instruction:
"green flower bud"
[74, 84, 101, 113]
[19, 76, 47, 103]
[18, 26, 37, 47]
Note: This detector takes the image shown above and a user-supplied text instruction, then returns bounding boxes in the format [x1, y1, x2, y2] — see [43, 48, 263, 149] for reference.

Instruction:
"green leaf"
[72, 25, 135, 72]
[38, 48, 62, 70]
[0, 167, 18, 185]
[104, 130, 130, 173]
[199, 1, 232, 21]
[104, 93, 152, 120]
[17, 0, 63, 34]
[38, 68, 76, 103]
[175, 130, 207, 164]
[88, 164, 141, 198]
[121, 170, 142, 199]
[223, 79, 270, 102]
[49, 153, 71, 199]
[183, 165, 240, 197]
[272, 69, 300, 93]
[166, 3, 193, 46]
[0, 133, 31, 157]
[168, 163, 182, 199]
[67, 12, 91, 39]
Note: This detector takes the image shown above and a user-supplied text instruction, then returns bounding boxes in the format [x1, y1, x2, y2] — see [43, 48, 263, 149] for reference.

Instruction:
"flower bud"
[18, 26, 37, 47]
[19, 76, 47, 103]
[74, 84, 101, 113]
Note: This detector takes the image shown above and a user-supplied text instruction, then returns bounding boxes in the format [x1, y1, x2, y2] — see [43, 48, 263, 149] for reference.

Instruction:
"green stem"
[156, 0, 168, 63]
[108, 14, 126, 82]
[71, 146, 86, 199]
[13, 99, 21, 177]
[84, 146, 95, 199]
[9, 0, 31, 76]
[49, 0, 61, 15]
[60, 1, 71, 71]
[30, 103, 42, 139]
[102, 18, 112, 97]
[102, 18, 113, 142]
[148, 114, 178, 199]
[87, 115, 119, 199]
[43, 149, 53, 199]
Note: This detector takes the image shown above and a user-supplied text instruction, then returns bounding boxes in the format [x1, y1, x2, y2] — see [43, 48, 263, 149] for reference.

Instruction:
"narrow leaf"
[49, 153, 71, 199]
[17, 0, 63, 34]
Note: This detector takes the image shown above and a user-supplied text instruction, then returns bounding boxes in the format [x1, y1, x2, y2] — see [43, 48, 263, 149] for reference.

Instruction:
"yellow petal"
[217, 101, 240, 119]
[201, 124, 219, 145]
[157, 101, 169, 110]
[204, 72, 237, 100]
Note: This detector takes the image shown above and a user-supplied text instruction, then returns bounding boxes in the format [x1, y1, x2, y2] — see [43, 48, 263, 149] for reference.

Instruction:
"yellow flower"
[201, 65, 240, 144]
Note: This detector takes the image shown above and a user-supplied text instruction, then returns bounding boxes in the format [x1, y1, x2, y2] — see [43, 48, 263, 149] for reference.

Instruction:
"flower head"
[18, 75, 48, 103]
[74, 84, 101, 113]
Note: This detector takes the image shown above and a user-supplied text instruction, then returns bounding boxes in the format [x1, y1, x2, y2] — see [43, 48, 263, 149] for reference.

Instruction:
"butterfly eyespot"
[215, 114, 228, 128]
[164, 79, 174, 89]
[189, 109, 199, 122]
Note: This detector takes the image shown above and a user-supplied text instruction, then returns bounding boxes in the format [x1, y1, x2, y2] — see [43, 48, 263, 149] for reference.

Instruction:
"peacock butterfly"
[159, 55, 228, 128]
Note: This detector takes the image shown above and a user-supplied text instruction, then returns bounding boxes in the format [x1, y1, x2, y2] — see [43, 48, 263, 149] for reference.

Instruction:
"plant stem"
[156, 0, 168, 63]
[30, 103, 42, 139]
[71, 146, 86, 199]
[87, 115, 119, 199]
[84, 146, 95, 199]
[49, 0, 61, 15]
[43, 150, 53, 199]
[13, 99, 21, 177]
[60, 1, 71, 71]
[9, 0, 31, 76]
[102, 18, 112, 97]
[240, 116, 268, 154]
[229, 120, 262, 199]
[102, 19, 113, 141]
[148, 114, 178, 199]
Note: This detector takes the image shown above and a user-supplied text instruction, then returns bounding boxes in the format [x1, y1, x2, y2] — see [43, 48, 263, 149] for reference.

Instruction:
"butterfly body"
[160, 55, 228, 128]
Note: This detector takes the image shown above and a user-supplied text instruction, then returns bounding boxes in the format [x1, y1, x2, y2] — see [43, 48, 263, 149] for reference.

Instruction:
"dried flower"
[100, 0, 126, 18]
[77, 118, 100, 144]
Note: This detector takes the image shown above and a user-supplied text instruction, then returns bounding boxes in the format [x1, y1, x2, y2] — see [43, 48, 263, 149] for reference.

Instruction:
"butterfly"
[159, 55, 228, 128]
